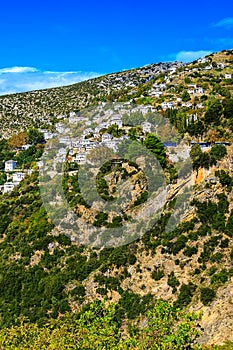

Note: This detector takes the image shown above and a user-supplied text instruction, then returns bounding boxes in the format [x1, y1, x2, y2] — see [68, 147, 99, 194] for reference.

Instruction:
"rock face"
[197, 281, 233, 345]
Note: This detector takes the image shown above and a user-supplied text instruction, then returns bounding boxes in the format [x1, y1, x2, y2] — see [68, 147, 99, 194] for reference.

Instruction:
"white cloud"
[174, 50, 213, 62]
[0, 66, 38, 74]
[214, 17, 233, 29]
[0, 67, 102, 96]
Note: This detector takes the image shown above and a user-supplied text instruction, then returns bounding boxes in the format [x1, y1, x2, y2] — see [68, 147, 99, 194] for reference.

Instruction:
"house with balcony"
[3, 182, 18, 193]
[161, 102, 174, 109]
[5, 160, 17, 172]
[12, 172, 25, 183]
[225, 73, 232, 79]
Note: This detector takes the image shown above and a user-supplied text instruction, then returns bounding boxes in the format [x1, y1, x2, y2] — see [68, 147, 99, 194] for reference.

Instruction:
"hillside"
[1, 49, 233, 349]
[0, 61, 183, 137]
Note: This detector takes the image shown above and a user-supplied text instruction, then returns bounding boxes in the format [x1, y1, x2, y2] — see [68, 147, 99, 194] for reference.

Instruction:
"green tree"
[144, 133, 167, 167]
[181, 91, 191, 102]
[28, 128, 45, 145]
[223, 98, 233, 119]
[204, 99, 223, 125]
[139, 299, 201, 349]
[215, 170, 232, 188]
[0, 300, 201, 350]
[190, 144, 203, 171]
[210, 144, 227, 165]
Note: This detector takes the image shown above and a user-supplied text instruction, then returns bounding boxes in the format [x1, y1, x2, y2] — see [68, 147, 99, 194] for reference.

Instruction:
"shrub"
[174, 283, 196, 308]
[200, 287, 216, 305]
[211, 269, 229, 285]
[151, 269, 164, 281]
[183, 245, 198, 257]
[215, 170, 232, 188]
[93, 212, 108, 227]
[167, 272, 180, 293]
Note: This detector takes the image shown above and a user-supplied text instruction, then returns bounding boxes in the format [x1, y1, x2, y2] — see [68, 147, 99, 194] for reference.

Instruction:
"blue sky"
[0, 0, 233, 95]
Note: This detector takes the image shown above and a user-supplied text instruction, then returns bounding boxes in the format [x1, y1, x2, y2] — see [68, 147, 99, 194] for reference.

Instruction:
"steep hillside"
[0, 61, 183, 136]
[0, 49, 233, 349]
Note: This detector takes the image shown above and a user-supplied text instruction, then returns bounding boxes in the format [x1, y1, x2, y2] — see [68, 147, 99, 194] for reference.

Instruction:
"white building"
[182, 102, 193, 108]
[159, 83, 167, 90]
[70, 111, 77, 118]
[56, 123, 65, 134]
[80, 139, 91, 146]
[110, 115, 123, 128]
[5, 160, 17, 172]
[59, 137, 72, 146]
[57, 114, 66, 119]
[168, 67, 177, 74]
[74, 153, 86, 164]
[71, 139, 83, 148]
[21, 144, 32, 150]
[195, 87, 205, 94]
[95, 123, 109, 133]
[103, 139, 119, 151]
[12, 172, 25, 183]
[102, 133, 112, 142]
[83, 128, 93, 136]
[217, 62, 225, 69]
[85, 142, 98, 151]
[139, 106, 151, 115]
[141, 122, 153, 133]
[198, 57, 208, 64]
[3, 182, 18, 193]
[187, 87, 204, 95]
[225, 74, 232, 79]
[43, 131, 54, 140]
[188, 84, 197, 89]
[120, 135, 129, 141]
[161, 102, 174, 109]
[69, 114, 85, 124]
[58, 148, 67, 156]
[150, 90, 162, 98]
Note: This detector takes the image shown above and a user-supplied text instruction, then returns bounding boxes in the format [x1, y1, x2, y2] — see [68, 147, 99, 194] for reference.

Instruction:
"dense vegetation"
[0, 300, 202, 349]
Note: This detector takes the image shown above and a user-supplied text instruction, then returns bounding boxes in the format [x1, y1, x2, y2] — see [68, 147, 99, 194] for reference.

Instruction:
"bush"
[215, 170, 232, 188]
[200, 287, 216, 305]
[151, 269, 164, 281]
[174, 283, 196, 308]
[183, 245, 198, 257]
[210, 144, 227, 164]
[133, 191, 148, 206]
[93, 212, 108, 227]
[211, 269, 229, 285]
[168, 235, 188, 255]
[167, 272, 180, 293]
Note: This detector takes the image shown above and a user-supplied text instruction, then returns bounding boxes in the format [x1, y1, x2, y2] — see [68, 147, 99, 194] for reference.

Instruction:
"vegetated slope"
[0, 61, 182, 136]
[1, 160, 233, 346]
[0, 49, 233, 348]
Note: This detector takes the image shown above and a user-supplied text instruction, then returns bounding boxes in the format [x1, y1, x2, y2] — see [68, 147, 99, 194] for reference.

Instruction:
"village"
[1, 99, 230, 195]
[1, 51, 233, 194]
